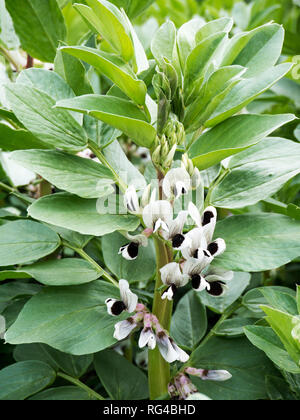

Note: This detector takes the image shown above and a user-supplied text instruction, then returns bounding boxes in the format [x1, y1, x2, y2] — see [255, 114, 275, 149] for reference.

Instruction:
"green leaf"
[5, 0, 66, 62]
[3, 259, 101, 286]
[0, 0, 19, 49]
[75, 0, 133, 62]
[184, 32, 227, 100]
[205, 63, 292, 127]
[28, 193, 140, 236]
[103, 140, 146, 190]
[5, 281, 125, 355]
[151, 21, 180, 75]
[29, 386, 93, 400]
[297, 286, 300, 314]
[0, 361, 56, 400]
[11, 150, 115, 199]
[4, 84, 88, 152]
[261, 306, 300, 366]
[213, 214, 300, 272]
[54, 46, 93, 97]
[16, 68, 75, 103]
[102, 231, 155, 284]
[14, 343, 92, 378]
[122, 0, 155, 19]
[214, 317, 256, 337]
[0, 123, 47, 151]
[60, 46, 146, 105]
[177, 17, 205, 70]
[199, 272, 250, 314]
[170, 290, 207, 350]
[0, 280, 41, 303]
[0, 220, 60, 267]
[244, 325, 300, 374]
[221, 24, 284, 77]
[260, 288, 298, 316]
[94, 350, 148, 400]
[184, 65, 245, 131]
[55, 95, 156, 148]
[189, 336, 278, 400]
[211, 137, 300, 209]
[242, 287, 296, 317]
[265, 375, 297, 401]
[195, 17, 233, 43]
[189, 114, 295, 171]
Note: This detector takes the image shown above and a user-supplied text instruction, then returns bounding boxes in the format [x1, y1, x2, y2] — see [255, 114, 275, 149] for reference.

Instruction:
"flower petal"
[207, 238, 226, 257]
[119, 279, 138, 312]
[188, 202, 202, 227]
[156, 332, 179, 363]
[124, 185, 140, 213]
[163, 168, 190, 199]
[202, 206, 217, 243]
[119, 242, 139, 260]
[168, 210, 188, 239]
[171, 340, 189, 363]
[181, 228, 207, 259]
[143, 200, 173, 231]
[160, 262, 188, 287]
[139, 328, 156, 349]
[113, 318, 137, 340]
[201, 370, 232, 381]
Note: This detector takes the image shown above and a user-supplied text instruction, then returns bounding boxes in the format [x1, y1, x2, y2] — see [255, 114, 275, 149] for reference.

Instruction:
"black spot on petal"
[202, 211, 214, 226]
[172, 234, 185, 249]
[111, 300, 126, 316]
[127, 242, 139, 259]
[207, 241, 218, 256]
[207, 281, 225, 297]
[171, 284, 177, 295]
[191, 274, 201, 290]
[193, 249, 199, 259]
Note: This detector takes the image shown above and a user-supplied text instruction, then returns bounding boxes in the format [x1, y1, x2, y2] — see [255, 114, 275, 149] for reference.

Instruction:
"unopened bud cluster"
[152, 119, 185, 170]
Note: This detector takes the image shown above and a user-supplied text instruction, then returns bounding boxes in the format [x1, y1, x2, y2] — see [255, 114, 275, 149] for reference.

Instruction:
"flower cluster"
[121, 165, 232, 299]
[168, 368, 232, 400]
[105, 280, 189, 363]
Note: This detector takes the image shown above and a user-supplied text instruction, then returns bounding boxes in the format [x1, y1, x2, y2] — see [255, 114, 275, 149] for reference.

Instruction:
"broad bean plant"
[0, 0, 299, 401]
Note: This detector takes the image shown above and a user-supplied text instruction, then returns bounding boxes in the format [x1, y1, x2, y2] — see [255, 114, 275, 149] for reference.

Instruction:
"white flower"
[170, 339, 189, 363]
[185, 366, 232, 382]
[138, 314, 157, 350]
[118, 234, 148, 261]
[182, 258, 211, 292]
[200, 370, 232, 381]
[204, 268, 233, 297]
[181, 227, 212, 262]
[105, 279, 138, 316]
[191, 168, 202, 189]
[143, 200, 173, 233]
[185, 203, 226, 259]
[124, 185, 140, 214]
[156, 330, 189, 363]
[162, 210, 191, 250]
[185, 393, 211, 400]
[160, 262, 189, 300]
[163, 168, 191, 199]
[114, 318, 138, 340]
[156, 331, 179, 363]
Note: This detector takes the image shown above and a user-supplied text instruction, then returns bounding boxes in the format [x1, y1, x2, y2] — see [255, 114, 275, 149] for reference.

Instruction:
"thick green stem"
[148, 236, 173, 400]
[57, 372, 105, 400]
